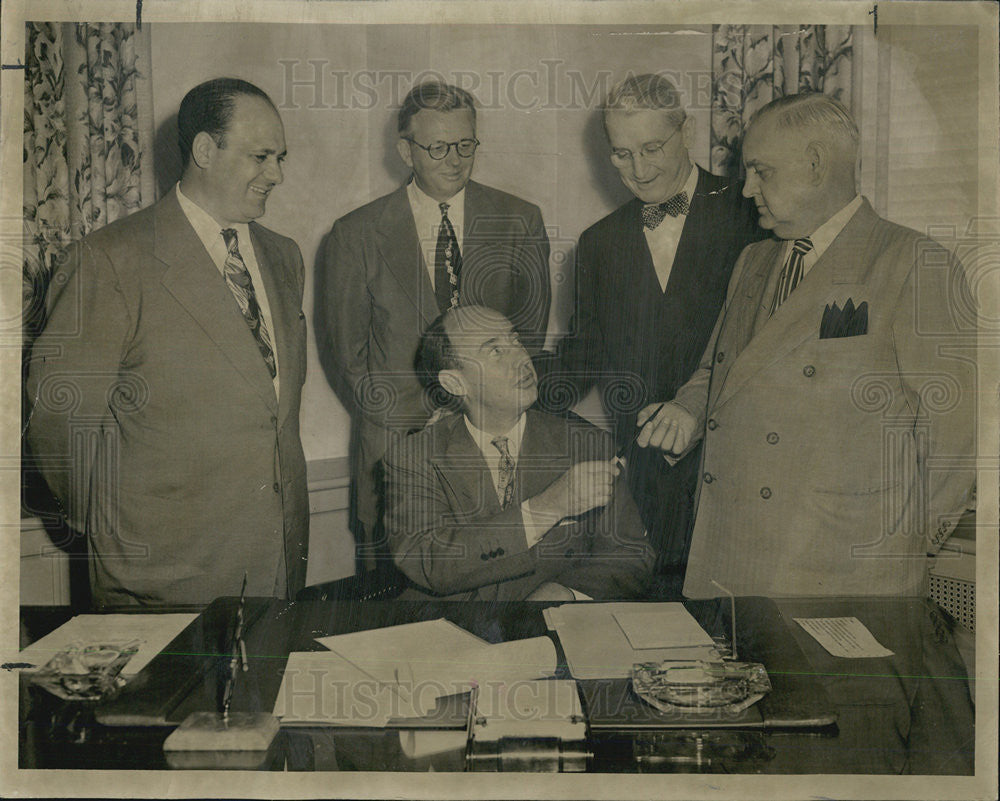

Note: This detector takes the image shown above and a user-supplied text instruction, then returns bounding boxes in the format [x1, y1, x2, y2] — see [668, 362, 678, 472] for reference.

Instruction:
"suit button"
[760, 487, 772, 499]
[481, 553, 489, 561]
[703, 472, 714, 484]
[273, 482, 281, 493]
[271, 416, 278, 427]
[716, 351, 725, 364]
[766, 432, 779, 444]
[803, 365, 816, 377]
[707, 418, 718, 431]
[298, 310, 306, 320]
[497, 547, 505, 556]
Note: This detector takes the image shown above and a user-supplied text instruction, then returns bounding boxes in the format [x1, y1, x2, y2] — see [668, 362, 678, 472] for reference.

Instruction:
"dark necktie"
[435, 202, 462, 312]
[641, 191, 690, 230]
[770, 237, 814, 316]
[221, 228, 276, 379]
[491, 435, 515, 510]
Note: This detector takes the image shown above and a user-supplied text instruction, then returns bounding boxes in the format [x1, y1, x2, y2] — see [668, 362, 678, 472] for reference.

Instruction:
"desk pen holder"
[163, 710, 279, 770]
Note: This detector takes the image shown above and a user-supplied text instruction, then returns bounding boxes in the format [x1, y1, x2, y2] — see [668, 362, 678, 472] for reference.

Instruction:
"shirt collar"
[464, 413, 527, 461]
[175, 182, 250, 250]
[407, 178, 466, 217]
[803, 194, 863, 261]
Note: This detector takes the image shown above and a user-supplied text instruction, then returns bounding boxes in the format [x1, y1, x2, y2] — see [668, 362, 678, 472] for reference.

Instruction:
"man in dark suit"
[639, 93, 975, 597]
[26, 78, 309, 607]
[383, 305, 654, 601]
[539, 74, 763, 591]
[316, 81, 551, 571]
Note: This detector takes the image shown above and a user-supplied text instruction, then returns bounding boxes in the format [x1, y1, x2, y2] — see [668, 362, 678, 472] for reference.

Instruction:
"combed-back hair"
[397, 81, 477, 136]
[751, 92, 859, 152]
[177, 78, 274, 168]
[415, 309, 463, 410]
[603, 73, 686, 128]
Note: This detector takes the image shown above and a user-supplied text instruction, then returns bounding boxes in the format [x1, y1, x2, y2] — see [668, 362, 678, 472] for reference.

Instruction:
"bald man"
[637, 93, 976, 598]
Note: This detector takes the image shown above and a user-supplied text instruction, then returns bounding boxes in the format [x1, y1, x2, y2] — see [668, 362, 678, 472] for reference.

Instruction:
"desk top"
[19, 596, 974, 775]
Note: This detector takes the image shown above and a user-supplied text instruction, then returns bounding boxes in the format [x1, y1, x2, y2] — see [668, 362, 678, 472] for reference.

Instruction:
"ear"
[191, 131, 218, 170]
[804, 140, 831, 185]
[438, 368, 466, 399]
[680, 115, 696, 151]
[396, 137, 414, 169]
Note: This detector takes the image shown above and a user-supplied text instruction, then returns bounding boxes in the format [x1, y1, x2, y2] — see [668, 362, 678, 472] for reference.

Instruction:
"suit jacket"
[316, 179, 551, 531]
[383, 409, 655, 601]
[539, 167, 763, 568]
[672, 198, 976, 598]
[26, 189, 310, 606]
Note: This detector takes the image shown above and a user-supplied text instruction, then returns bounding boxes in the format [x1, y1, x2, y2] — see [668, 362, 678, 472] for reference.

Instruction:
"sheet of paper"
[794, 617, 894, 658]
[408, 636, 557, 695]
[274, 651, 426, 726]
[612, 606, 714, 650]
[17, 614, 198, 677]
[473, 679, 585, 742]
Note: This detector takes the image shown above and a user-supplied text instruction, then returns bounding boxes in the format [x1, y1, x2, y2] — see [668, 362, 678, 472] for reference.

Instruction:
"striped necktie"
[770, 237, 814, 316]
[221, 228, 276, 378]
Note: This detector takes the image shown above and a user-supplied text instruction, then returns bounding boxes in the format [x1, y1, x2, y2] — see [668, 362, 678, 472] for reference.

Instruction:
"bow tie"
[641, 192, 690, 230]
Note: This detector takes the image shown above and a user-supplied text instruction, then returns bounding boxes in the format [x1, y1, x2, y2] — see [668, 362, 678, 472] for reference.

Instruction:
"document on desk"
[16, 614, 198, 677]
[543, 603, 717, 679]
[794, 617, 894, 658]
[275, 619, 558, 727]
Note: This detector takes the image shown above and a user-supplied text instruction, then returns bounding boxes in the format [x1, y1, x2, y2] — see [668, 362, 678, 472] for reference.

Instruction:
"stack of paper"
[543, 603, 718, 679]
[273, 619, 558, 727]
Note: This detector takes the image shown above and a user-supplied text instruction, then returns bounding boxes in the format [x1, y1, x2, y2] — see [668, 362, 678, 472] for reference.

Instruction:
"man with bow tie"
[538, 74, 764, 593]
[640, 93, 976, 598]
[383, 305, 654, 602]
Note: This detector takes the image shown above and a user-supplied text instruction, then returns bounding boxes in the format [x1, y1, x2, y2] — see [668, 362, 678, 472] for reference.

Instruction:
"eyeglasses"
[405, 137, 480, 160]
[610, 127, 682, 167]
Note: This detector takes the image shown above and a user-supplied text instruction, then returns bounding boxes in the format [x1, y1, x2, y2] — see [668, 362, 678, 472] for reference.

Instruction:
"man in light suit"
[26, 78, 309, 607]
[384, 305, 654, 601]
[316, 81, 551, 571]
[639, 93, 976, 598]
[538, 74, 764, 593]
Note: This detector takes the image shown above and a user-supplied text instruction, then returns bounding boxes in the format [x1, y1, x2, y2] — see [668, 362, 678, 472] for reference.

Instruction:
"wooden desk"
[18, 596, 973, 774]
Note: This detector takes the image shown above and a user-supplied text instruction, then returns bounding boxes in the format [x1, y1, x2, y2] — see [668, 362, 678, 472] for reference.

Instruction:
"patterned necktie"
[770, 237, 814, 316]
[491, 435, 516, 510]
[435, 202, 463, 312]
[221, 228, 277, 378]
[641, 191, 690, 230]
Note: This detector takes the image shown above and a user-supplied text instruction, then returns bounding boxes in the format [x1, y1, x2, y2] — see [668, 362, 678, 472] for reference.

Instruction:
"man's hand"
[530, 459, 621, 522]
[636, 401, 698, 455]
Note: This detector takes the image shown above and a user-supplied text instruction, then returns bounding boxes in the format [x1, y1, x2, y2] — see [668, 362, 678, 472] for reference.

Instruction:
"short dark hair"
[397, 81, 477, 137]
[415, 310, 463, 410]
[177, 78, 275, 168]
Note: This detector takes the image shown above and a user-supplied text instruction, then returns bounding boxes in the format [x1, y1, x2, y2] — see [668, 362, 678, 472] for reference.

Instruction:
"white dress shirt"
[408, 179, 466, 290]
[176, 183, 280, 398]
[643, 162, 700, 292]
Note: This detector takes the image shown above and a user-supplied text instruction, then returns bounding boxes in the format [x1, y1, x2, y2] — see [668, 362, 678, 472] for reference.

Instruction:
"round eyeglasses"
[405, 137, 480, 160]
[610, 127, 682, 167]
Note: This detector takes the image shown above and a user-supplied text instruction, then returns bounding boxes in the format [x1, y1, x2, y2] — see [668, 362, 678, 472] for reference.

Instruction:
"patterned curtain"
[710, 25, 853, 177]
[23, 22, 155, 340]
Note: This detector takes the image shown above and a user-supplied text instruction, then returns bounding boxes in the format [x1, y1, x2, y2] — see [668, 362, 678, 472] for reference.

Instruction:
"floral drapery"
[23, 22, 154, 339]
[710, 25, 854, 177]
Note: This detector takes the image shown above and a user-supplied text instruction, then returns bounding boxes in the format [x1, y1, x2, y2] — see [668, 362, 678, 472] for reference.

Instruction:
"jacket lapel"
[155, 190, 278, 413]
[432, 414, 501, 515]
[712, 200, 878, 410]
[376, 182, 439, 328]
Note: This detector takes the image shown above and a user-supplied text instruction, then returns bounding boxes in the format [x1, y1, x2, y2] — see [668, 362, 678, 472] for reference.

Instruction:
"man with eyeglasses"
[316, 81, 550, 576]
[538, 74, 764, 595]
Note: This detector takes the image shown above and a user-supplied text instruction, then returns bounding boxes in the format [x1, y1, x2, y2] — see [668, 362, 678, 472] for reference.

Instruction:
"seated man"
[384, 305, 656, 601]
